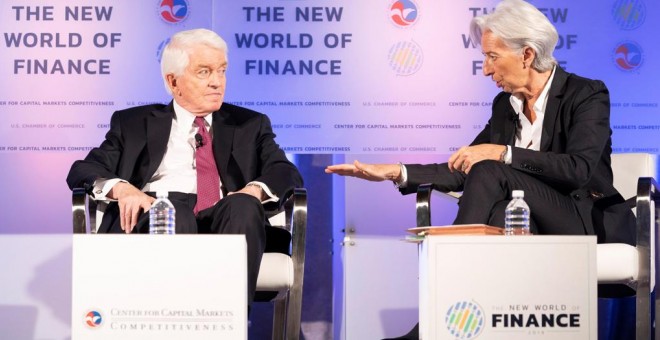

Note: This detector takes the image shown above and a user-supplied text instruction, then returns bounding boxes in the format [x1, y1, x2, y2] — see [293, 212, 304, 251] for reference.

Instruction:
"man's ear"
[166, 74, 177, 92]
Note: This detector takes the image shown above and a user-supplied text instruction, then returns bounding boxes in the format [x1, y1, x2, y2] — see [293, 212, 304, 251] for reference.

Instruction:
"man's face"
[480, 30, 528, 94]
[168, 45, 227, 115]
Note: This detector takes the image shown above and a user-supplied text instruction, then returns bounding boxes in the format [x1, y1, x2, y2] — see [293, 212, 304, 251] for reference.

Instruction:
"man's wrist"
[499, 146, 507, 163]
[392, 162, 405, 188]
[245, 183, 265, 200]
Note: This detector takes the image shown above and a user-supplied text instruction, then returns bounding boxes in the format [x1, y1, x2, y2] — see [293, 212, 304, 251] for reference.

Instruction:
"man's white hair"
[160, 28, 228, 95]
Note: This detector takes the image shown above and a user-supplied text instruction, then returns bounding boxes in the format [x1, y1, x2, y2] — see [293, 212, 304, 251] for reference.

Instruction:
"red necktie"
[193, 117, 221, 215]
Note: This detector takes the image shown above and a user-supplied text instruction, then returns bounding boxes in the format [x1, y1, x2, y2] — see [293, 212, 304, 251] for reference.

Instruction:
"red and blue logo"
[159, 0, 189, 24]
[84, 310, 103, 328]
[390, 0, 419, 27]
[613, 41, 644, 72]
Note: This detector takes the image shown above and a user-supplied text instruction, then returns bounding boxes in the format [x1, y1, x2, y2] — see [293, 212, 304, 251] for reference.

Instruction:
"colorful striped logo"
[388, 40, 423, 76]
[612, 0, 646, 30]
[445, 300, 485, 339]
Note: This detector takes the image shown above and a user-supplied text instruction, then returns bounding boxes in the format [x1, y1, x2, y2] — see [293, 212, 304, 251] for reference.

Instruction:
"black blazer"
[67, 102, 303, 215]
[403, 67, 635, 244]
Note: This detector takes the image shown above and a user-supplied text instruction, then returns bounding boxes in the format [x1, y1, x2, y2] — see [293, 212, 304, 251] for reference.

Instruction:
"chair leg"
[272, 298, 288, 340]
[285, 285, 303, 340]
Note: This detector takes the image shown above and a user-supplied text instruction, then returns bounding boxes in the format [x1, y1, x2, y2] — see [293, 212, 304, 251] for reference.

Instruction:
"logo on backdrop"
[388, 40, 423, 76]
[389, 0, 419, 27]
[156, 38, 171, 63]
[159, 0, 189, 24]
[613, 41, 644, 72]
[84, 310, 103, 328]
[612, 0, 646, 30]
[445, 300, 485, 339]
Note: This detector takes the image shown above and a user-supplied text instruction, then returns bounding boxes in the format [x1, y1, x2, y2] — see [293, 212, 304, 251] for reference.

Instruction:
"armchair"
[72, 187, 308, 340]
[415, 153, 658, 339]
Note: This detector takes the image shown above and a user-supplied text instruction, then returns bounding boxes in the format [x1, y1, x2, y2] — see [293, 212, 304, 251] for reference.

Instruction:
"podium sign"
[72, 234, 247, 340]
[419, 235, 597, 340]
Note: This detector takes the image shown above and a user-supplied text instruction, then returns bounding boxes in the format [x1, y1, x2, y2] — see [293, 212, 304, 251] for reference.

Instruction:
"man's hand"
[325, 160, 401, 182]
[448, 144, 507, 174]
[228, 184, 264, 201]
[108, 182, 155, 233]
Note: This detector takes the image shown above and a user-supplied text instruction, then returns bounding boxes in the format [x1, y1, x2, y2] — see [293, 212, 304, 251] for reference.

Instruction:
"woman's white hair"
[160, 28, 228, 95]
[469, 0, 558, 72]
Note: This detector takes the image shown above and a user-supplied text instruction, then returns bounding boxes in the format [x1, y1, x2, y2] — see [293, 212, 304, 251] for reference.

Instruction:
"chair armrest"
[288, 188, 307, 275]
[416, 184, 461, 227]
[72, 188, 99, 234]
[72, 188, 88, 233]
[597, 243, 639, 284]
[634, 177, 659, 292]
[416, 184, 433, 227]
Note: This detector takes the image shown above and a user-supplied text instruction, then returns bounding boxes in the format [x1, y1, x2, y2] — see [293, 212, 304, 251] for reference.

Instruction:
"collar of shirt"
[509, 65, 557, 120]
[172, 99, 213, 133]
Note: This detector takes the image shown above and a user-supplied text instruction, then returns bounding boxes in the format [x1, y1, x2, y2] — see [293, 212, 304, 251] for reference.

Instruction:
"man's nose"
[208, 72, 222, 87]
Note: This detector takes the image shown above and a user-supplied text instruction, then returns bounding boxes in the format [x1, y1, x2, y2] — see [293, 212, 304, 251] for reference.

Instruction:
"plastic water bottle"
[505, 190, 530, 235]
[149, 191, 175, 234]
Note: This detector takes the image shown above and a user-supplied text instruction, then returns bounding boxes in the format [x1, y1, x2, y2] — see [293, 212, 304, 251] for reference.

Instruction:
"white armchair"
[72, 187, 308, 340]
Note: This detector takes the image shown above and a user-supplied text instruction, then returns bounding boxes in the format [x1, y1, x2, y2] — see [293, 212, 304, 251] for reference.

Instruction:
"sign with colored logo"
[72, 235, 247, 340]
[613, 41, 644, 72]
[388, 40, 423, 76]
[159, 0, 189, 23]
[612, 0, 646, 30]
[445, 301, 485, 339]
[389, 0, 419, 27]
[419, 235, 597, 339]
[85, 310, 103, 328]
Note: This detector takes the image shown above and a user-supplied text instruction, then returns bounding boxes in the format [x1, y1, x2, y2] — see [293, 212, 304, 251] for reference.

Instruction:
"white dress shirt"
[503, 66, 557, 162]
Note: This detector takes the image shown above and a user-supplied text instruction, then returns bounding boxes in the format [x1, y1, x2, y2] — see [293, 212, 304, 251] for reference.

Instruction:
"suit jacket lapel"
[145, 103, 174, 186]
[540, 67, 568, 151]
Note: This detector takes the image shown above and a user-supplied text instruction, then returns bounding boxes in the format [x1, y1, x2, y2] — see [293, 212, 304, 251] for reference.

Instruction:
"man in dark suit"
[326, 0, 634, 337]
[66, 28, 303, 306]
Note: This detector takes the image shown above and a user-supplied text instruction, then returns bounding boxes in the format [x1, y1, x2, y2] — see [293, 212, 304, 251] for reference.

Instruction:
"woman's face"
[480, 30, 530, 94]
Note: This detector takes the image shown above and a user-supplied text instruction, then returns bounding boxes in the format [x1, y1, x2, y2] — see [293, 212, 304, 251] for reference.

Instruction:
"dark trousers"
[454, 160, 587, 236]
[103, 192, 266, 306]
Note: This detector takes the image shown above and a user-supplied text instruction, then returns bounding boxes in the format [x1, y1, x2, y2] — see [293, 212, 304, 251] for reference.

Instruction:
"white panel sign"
[72, 234, 247, 340]
[420, 235, 597, 340]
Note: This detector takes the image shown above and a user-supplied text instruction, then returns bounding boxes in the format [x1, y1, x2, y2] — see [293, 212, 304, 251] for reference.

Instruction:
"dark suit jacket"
[67, 102, 303, 231]
[402, 67, 635, 244]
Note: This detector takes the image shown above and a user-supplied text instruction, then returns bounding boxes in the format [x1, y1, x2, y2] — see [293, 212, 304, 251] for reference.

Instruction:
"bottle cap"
[512, 190, 524, 198]
[156, 190, 168, 198]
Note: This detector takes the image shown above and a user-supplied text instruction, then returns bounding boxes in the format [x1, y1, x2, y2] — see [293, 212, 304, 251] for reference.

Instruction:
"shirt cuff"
[394, 163, 408, 189]
[92, 178, 127, 201]
[503, 145, 512, 165]
[247, 181, 279, 204]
